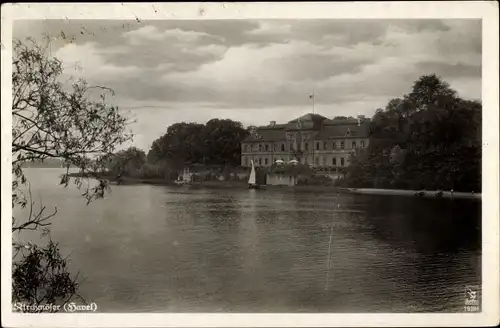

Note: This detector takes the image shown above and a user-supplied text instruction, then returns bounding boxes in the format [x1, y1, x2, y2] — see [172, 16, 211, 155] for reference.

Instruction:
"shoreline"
[66, 173, 480, 199]
[346, 188, 481, 200]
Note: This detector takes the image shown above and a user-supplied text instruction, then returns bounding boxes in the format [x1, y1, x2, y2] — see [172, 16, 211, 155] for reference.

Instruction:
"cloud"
[97, 25, 229, 72]
[54, 42, 140, 82]
[122, 25, 224, 45]
[14, 19, 482, 151]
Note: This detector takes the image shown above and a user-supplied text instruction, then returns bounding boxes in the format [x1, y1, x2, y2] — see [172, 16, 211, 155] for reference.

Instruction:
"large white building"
[241, 113, 370, 170]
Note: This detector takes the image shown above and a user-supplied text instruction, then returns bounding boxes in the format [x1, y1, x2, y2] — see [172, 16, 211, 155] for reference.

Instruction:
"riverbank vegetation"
[98, 75, 481, 192]
[339, 74, 481, 192]
[90, 120, 251, 183]
[12, 39, 131, 311]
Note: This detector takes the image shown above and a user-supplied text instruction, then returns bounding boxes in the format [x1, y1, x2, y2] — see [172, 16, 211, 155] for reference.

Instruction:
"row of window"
[243, 140, 365, 152]
[244, 157, 346, 167]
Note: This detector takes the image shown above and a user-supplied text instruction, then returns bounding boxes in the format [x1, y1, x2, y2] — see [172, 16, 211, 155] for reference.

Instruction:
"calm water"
[13, 168, 481, 313]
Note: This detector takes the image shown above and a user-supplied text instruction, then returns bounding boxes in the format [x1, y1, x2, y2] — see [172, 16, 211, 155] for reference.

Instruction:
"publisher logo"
[464, 285, 480, 312]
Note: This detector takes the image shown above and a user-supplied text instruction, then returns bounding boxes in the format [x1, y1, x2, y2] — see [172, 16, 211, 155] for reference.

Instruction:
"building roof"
[244, 126, 286, 142]
[314, 121, 371, 139]
[323, 117, 366, 125]
[243, 113, 371, 142]
[288, 113, 327, 124]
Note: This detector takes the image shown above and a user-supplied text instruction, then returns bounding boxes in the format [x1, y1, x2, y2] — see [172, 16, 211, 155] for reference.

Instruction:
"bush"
[138, 163, 163, 179]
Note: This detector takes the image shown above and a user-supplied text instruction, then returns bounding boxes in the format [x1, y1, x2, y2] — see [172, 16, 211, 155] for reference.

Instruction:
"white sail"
[248, 160, 256, 185]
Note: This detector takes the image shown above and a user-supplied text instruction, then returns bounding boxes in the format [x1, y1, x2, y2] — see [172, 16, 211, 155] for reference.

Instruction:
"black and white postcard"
[1, 2, 499, 327]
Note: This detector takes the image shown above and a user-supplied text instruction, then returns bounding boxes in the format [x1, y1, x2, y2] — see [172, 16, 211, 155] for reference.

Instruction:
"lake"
[13, 168, 481, 313]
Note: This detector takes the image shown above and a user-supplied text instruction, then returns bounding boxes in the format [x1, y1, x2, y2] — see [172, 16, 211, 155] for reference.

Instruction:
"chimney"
[357, 115, 365, 126]
[270, 121, 276, 127]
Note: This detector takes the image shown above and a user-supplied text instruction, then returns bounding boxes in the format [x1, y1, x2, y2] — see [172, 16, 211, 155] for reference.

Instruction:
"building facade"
[241, 113, 370, 171]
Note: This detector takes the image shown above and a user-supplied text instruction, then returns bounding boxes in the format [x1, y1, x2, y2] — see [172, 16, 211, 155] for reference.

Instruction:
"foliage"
[12, 38, 132, 204]
[147, 119, 249, 170]
[12, 239, 84, 312]
[12, 38, 131, 311]
[345, 74, 481, 192]
[332, 116, 356, 121]
[107, 147, 146, 178]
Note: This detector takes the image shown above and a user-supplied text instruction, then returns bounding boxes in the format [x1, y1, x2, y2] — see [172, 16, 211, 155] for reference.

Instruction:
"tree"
[202, 119, 248, 166]
[12, 39, 132, 311]
[345, 74, 481, 191]
[147, 122, 205, 168]
[147, 119, 249, 170]
[107, 147, 146, 178]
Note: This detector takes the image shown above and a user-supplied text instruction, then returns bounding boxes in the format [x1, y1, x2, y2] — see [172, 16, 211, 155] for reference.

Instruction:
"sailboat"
[248, 160, 259, 189]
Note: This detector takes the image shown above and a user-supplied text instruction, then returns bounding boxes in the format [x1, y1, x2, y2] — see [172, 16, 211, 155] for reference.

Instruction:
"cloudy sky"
[13, 19, 481, 151]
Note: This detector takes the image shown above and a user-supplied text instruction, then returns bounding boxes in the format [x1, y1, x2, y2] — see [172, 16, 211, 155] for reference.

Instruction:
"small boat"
[415, 191, 426, 197]
[174, 168, 192, 186]
[174, 179, 189, 186]
[248, 160, 259, 189]
[435, 190, 444, 198]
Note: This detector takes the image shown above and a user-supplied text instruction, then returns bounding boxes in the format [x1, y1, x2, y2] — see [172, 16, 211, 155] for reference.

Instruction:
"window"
[323, 142, 327, 150]
[341, 141, 345, 149]
[316, 142, 320, 150]
[352, 141, 357, 149]
[273, 144, 277, 151]
[360, 140, 365, 148]
[264, 158, 268, 165]
[305, 143, 309, 150]
[341, 158, 345, 166]
[281, 143, 285, 151]
[265, 144, 269, 152]
[259, 158, 262, 165]
[333, 157, 337, 166]
[258, 144, 262, 152]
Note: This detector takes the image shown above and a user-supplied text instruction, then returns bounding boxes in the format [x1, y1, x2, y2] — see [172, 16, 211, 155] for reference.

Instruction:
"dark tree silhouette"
[345, 74, 481, 191]
[12, 38, 132, 312]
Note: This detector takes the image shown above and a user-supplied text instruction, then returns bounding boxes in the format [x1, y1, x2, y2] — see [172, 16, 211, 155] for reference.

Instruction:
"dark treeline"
[148, 119, 248, 167]
[105, 74, 481, 190]
[342, 74, 481, 192]
[22, 158, 67, 168]
[105, 119, 249, 181]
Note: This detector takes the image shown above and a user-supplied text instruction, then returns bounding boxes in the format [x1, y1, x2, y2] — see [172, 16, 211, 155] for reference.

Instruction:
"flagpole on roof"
[310, 92, 315, 114]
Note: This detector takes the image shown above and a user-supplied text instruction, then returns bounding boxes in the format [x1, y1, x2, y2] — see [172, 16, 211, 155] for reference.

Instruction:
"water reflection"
[16, 169, 481, 313]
